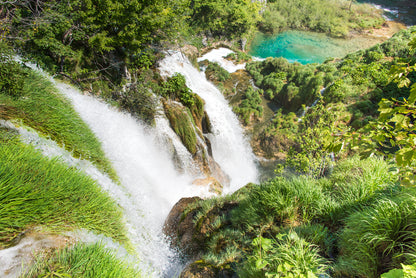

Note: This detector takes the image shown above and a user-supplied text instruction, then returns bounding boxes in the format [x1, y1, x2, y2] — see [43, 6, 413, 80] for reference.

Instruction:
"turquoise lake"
[249, 30, 383, 64]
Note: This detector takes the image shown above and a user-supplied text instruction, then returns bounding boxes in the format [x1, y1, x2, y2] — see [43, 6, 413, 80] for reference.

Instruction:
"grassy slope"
[0, 70, 118, 182]
[0, 62, 135, 275]
[24, 243, 141, 278]
[181, 156, 416, 277]
[0, 136, 128, 248]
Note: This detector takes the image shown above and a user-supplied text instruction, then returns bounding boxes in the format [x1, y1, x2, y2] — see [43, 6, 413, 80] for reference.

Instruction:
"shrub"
[335, 191, 416, 277]
[238, 232, 329, 277]
[0, 41, 27, 98]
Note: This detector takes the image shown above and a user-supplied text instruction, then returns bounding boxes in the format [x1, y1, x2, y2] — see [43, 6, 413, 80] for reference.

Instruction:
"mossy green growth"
[0, 70, 118, 182]
[24, 242, 141, 278]
[164, 102, 198, 155]
[0, 137, 128, 248]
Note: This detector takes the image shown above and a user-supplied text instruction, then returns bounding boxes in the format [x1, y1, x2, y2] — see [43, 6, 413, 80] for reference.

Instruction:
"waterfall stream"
[159, 51, 258, 192]
[9, 50, 258, 276]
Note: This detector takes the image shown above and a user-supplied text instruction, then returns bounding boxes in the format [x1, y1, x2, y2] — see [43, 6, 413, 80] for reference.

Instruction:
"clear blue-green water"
[249, 30, 376, 64]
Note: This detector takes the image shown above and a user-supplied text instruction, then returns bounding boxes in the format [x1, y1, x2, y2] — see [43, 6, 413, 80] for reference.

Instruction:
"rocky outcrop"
[180, 261, 236, 278]
[163, 197, 203, 258]
[163, 195, 244, 277]
[162, 99, 230, 188]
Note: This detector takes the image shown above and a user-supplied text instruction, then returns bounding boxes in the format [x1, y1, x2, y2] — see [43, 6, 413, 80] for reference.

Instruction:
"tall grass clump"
[232, 176, 328, 231]
[0, 70, 117, 181]
[335, 189, 416, 277]
[0, 139, 128, 248]
[321, 156, 398, 225]
[23, 242, 141, 278]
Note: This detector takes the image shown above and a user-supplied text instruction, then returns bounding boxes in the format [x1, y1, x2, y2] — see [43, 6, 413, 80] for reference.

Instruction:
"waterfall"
[54, 81, 217, 276]
[13, 53, 258, 276]
[159, 51, 258, 192]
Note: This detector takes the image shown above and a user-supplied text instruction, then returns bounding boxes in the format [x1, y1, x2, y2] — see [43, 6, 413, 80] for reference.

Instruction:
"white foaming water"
[0, 119, 193, 277]
[198, 48, 246, 73]
[55, 81, 214, 276]
[159, 51, 258, 192]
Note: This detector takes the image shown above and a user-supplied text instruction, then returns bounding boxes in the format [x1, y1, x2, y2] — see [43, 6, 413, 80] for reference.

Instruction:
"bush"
[0, 42, 27, 98]
[335, 190, 416, 277]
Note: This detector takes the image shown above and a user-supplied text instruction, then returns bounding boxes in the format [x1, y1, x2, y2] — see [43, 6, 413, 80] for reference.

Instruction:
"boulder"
[163, 197, 203, 258]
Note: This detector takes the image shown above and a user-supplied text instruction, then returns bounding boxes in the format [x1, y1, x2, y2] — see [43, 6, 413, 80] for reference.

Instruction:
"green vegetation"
[205, 62, 231, 83]
[190, 0, 260, 38]
[164, 102, 198, 155]
[245, 27, 416, 175]
[0, 42, 27, 98]
[260, 0, 384, 37]
[175, 156, 408, 277]
[24, 243, 141, 278]
[233, 87, 264, 125]
[0, 57, 117, 180]
[0, 138, 128, 248]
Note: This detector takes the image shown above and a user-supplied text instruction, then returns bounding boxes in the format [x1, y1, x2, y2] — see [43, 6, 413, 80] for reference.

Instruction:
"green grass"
[0, 138, 128, 248]
[335, 190, 416, 277]
[0, 70, 118, 181]
[23, 242, 141, 278]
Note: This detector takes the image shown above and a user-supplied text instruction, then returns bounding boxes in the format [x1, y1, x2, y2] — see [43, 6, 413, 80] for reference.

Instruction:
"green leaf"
[381, 268, 403, 278]
[255, 258, 268, 269]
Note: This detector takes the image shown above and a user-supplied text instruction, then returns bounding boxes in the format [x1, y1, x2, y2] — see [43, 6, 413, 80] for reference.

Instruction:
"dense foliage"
[180, 157, 414, 277]
[244, 27, 416, 175]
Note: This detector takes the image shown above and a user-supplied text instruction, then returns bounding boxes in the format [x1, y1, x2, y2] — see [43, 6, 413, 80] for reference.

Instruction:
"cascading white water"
[159, 51, 258, 192]
[15, 53, 257, 276]
[54, 81, 215, 277]
[197, 47, 246, 73]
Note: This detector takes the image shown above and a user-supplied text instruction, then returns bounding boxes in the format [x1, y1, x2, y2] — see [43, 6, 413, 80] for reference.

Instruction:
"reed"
[0, 139, 128, 248]
[23, 242, 141, 278]
[0, 70, 118, 181]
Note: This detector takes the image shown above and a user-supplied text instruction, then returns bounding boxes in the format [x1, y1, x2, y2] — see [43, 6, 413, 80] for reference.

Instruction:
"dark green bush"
[0, 42, 27, 98]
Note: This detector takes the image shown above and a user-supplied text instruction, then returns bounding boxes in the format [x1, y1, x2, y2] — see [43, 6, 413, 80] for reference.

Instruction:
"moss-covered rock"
[163, 100, 198, 155]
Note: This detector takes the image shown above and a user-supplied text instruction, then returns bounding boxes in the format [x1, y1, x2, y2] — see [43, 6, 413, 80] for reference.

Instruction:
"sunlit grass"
[0, 70, 118, 181]
[0, 138, 128, 248]
[23, 242, 141, 278]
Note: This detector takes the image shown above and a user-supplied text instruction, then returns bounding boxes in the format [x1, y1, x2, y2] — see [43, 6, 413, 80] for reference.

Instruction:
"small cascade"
[56, 81, 214, 276]
[198, 48, 246, 73]
[159, 51, 258, 192]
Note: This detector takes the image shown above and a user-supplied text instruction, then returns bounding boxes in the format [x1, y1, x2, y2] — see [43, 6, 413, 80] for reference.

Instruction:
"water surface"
[249, 30, 389, 64]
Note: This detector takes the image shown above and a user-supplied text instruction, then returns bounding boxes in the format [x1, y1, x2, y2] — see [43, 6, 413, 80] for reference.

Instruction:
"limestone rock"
[193, 177, 223, 195]
[163, 197, 203, 258]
